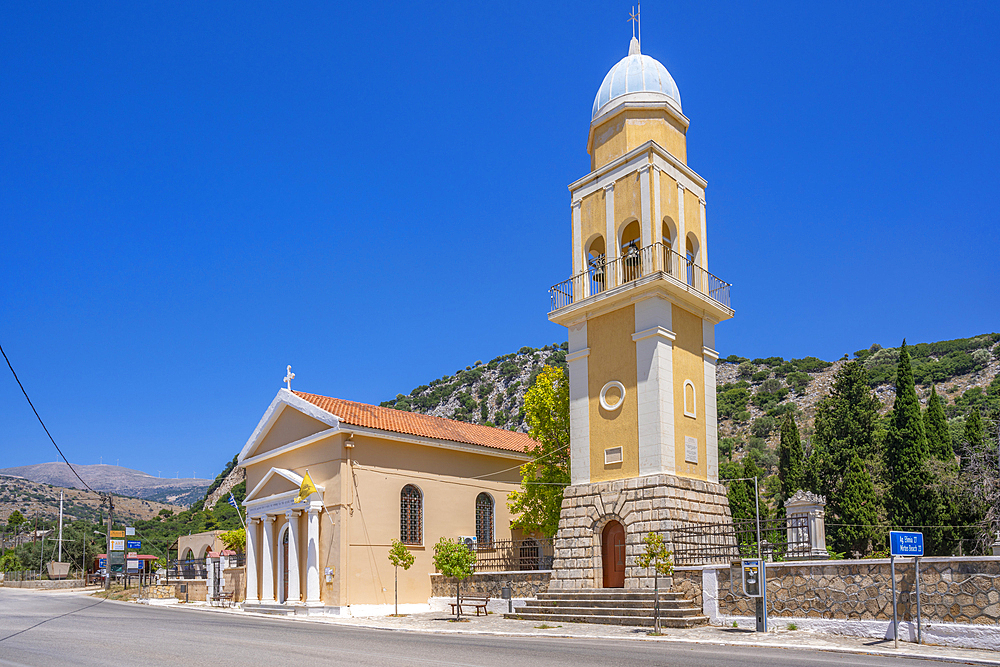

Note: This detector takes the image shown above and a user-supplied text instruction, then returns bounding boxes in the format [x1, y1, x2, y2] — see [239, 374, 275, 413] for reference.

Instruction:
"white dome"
[592, 38, 681, 120]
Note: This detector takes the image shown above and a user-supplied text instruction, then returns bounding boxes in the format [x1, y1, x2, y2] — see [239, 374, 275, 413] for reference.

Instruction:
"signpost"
[889, 531, 924, 647]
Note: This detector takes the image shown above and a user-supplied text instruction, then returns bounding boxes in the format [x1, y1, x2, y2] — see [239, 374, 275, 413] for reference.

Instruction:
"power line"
[0, 342, 96, 494]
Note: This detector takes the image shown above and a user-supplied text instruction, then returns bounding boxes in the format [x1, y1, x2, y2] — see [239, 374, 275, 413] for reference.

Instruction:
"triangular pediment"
[238, 389, 342, 465]
[244, 467, 324, 503]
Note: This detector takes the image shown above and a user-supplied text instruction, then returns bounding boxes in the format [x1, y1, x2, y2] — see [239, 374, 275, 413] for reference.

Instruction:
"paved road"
[0, 590, 963, 666]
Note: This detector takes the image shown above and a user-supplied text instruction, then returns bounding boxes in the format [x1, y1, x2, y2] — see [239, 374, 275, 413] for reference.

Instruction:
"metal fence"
[474, 538, 554, 572]
[167, 558, 207, 580]
[672, 516, 811, 566]
[549, 241, 732, 312]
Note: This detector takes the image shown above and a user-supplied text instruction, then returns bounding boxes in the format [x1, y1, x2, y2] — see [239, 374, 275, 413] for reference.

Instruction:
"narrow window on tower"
[684, 380, 697, 418]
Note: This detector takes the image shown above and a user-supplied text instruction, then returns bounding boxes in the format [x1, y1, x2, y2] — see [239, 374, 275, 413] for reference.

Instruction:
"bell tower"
[547, 34, 735, 590]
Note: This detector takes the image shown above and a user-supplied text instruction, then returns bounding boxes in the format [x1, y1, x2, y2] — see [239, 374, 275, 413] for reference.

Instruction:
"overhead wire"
[0, 341, 97, 495]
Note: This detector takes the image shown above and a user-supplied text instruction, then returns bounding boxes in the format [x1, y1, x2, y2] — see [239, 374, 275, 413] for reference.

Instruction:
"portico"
[243, 467, 325, 612]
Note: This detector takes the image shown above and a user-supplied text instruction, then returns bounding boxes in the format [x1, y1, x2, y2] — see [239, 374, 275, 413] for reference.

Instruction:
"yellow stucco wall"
[587, 305, 639, 481]
[684, 188, 702, 265]
[671, 304, 707, 480]
[581, 188, 605, 264]
[613, 172, 641, 248]
[252, 408, 330, 457]
[591, 109, 687, 171]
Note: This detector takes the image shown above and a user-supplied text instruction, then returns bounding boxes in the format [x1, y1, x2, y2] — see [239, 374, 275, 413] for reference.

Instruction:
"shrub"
[760, 378, 783, 394]
[751, 370, 770, 382]
[750, 416, 777, 438]
[785, 371, 812, 394]
[737, 361, 755, 379]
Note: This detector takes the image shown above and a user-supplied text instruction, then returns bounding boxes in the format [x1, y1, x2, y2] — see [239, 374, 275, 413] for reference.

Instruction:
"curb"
[152, 602, 1000, 665]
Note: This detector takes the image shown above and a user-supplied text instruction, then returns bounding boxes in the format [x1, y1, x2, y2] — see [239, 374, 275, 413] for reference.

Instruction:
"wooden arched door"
[602, 521, 626, 588]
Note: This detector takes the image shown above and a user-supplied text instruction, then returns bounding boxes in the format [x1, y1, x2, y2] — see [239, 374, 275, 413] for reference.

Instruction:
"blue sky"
[2, 2, 998, 479]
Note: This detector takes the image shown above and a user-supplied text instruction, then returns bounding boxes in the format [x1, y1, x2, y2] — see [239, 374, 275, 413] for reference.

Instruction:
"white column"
[699, 197, 708, 271]
[285, 510, 301, 603]
[603, 182, 616, 289]
[634, 298, 676, 476]
[638, 163, 652, 255]
[261, 515, 276, 603]
[703, 320, 719, 482]
[572, 198, 583, 276]
[567, 322, 590, 486]
[245, 518, 259, 601]
[652, 166, 662, 269]
[676, 182, 686, 260]
[305, 507, 321, 604]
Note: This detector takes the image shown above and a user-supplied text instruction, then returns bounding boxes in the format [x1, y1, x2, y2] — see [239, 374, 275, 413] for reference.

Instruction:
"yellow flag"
[295, 470, 317, 503]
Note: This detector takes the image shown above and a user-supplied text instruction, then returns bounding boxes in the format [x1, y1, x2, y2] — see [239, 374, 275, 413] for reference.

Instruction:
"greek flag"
[228, 493, 239, 509]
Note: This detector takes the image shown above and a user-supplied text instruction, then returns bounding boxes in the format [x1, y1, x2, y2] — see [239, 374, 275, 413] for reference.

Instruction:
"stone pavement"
[152, 598, 1000, 665]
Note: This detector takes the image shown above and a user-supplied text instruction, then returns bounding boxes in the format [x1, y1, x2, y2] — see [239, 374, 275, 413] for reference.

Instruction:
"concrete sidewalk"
[146, 596, 1000, 666]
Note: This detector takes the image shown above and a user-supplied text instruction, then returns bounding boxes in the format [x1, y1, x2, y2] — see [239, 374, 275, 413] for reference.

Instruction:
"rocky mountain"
[0, 475, 185, 525]
[0, 463, 210, 507]
[377, 334, 1000, 471]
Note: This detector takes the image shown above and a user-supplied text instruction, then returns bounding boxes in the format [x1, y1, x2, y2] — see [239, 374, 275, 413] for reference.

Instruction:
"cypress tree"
[837, 452, 880, 556]
[777, 413, 804, 503]
[964, 406, 984, 455]
[884, 341, 938, 538]
[923, 386, 953, 461]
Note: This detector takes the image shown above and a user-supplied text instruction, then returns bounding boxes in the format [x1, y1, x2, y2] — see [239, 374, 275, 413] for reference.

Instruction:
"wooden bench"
[210, 591, 234, 608]
[448, 597, 489, 616]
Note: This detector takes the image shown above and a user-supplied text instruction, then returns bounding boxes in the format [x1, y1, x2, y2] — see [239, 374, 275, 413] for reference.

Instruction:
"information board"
[127, 540, 141, 549]
[110, 530, 125, 538]
[890, 531, 924, 557]
[125, 527, 135, 536]
[110, 539, 125, 551]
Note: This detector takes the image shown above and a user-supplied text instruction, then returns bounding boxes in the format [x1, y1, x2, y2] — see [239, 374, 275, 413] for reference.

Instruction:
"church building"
[546, 33, 735, 589]
[238, 387, 533, 614]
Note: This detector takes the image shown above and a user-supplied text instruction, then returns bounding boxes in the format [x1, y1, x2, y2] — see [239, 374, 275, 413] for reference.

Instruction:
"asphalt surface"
[0, 589, 983, 666]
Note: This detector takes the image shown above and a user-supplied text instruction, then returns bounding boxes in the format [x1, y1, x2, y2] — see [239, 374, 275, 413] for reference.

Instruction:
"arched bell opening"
[586, 235, 607, 294]
[686, 233, 700, 288]
[662, 217, 677, 275]
[619, 220, 641, 283]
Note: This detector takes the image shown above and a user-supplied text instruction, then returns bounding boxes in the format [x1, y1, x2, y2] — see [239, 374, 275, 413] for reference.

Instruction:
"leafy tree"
[884, 341, 939, 549]
[388, 539, 415, 616]
[777, 414, 804, 505]
[508, 366, 570, 537]
[835, 453, 880, 556]
[0, 549, 23, 572]
[636, 533, 674, 634]
[432, 537, 477, 620]
[924, 386, 953, 461]
[219, 529, 245, 553]
[7, 510, 25, 531]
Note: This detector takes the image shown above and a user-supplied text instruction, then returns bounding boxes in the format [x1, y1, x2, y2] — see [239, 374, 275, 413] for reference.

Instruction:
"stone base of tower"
[547, 473, 731, 590]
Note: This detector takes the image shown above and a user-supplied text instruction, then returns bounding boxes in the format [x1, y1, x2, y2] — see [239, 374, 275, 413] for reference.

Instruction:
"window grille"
[400, 485, 422, 544]
[475, 492, 494, 545]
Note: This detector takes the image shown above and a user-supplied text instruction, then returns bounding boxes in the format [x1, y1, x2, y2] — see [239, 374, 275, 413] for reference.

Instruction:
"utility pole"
[58, 491, 63, 562]
[105, 495, 114, 591]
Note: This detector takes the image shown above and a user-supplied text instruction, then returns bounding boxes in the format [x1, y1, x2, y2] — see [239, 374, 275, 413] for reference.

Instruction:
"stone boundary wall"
[170, 579, 208, 602]
[677, 556, 1000, 626]
[430, 571, 551, 598]
[0, 579, 90, 590]
[549, 474, 731, 590]
[224, 567, 245, 602]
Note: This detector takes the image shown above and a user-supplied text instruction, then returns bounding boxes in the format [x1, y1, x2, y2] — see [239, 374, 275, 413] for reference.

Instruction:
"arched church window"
[400, 485, 422, 545]
[475, 493, 494, 545]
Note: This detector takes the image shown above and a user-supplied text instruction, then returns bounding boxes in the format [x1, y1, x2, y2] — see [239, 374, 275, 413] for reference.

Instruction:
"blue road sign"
[126, 540, 141, 549]
[99, 558, 107, 567]
[890, 531, 924, 557]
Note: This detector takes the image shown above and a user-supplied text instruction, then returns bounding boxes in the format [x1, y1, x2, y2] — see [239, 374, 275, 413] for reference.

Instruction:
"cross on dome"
[284, 365, 295, 391]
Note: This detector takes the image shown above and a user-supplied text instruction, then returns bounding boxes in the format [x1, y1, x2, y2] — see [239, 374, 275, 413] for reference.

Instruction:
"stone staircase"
[504, 588, 708, 628]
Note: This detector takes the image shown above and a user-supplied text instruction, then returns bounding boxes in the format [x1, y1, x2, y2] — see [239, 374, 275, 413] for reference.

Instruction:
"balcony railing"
[549, 241, 731, 312]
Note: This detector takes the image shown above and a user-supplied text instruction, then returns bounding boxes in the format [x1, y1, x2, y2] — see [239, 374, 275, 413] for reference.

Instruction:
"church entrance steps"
[505, 588, 708, 628]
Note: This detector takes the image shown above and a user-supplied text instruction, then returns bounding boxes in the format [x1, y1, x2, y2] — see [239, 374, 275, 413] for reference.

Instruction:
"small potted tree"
[636, 532, 674, 635]
[388, 539, 415, 616]
[432, 537, 476, 621]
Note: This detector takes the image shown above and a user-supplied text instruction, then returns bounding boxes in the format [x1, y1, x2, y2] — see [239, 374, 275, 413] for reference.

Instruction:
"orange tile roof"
[293, 391, 535, 454]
